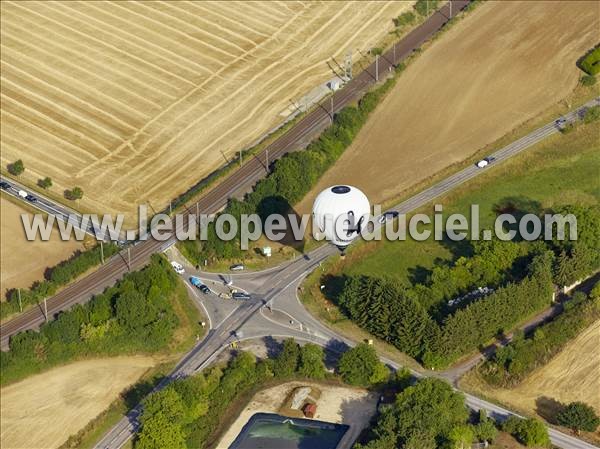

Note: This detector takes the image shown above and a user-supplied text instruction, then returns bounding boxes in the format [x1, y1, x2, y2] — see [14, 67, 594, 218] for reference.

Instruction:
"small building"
[328, 79, 341, 91]
[303, 403, 317, 418]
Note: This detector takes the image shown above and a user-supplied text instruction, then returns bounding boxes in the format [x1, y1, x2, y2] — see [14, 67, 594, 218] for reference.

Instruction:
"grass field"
[0, 195, 84, 300]
[0, 356, 158, 449]
[297, 0, 599, 214]
[337, 120, 600, 284]
[461, 320, 600, 445]
[0, 1, 414, 220]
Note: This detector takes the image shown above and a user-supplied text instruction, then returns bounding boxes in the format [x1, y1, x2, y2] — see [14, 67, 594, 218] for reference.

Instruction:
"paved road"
[0, 0, 470, 349]
[0, 176, 101, 238]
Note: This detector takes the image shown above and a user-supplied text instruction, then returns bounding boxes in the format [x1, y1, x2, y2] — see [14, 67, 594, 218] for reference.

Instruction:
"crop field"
[0, 1, 413, 219]
[0, 196, 83, 300]
[462, 320, 600, 443]
[298, 0, 599, 212]
[0, 356, 157, 449]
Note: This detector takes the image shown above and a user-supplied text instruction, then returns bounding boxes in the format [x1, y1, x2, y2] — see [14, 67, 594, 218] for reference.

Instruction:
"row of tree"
[481, 284, 600, 386]
[0, 255, 181, 385]
[6, 159, 84, 199]
[333, 204, 600, 368]
[135, 340, 389, 449]
[1, 243, 119, 319]
[179, 65, 405, 265]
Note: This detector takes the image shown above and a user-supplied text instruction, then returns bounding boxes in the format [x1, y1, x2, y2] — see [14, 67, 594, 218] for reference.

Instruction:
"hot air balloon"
[312, 185, 370, 253]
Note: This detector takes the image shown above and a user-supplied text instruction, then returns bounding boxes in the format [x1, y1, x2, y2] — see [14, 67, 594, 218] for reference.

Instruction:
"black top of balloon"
[331, 185, 351, 194]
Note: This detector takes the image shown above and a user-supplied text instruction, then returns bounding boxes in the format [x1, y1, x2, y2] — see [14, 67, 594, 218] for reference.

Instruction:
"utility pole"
[330, 96, 334, 123]
[44, 297, 48, 322]
[393, 43, 396, 66]
[100, 241, 104, 264]
[375, 54, 379, 82]
[127, 247, 131, 271]
[169, 201, 172, 215]
[265, 149, 269, 172]
[239, 150, 243, 167]
[449, 0, 452, 18]
[17, 288, 22, 313]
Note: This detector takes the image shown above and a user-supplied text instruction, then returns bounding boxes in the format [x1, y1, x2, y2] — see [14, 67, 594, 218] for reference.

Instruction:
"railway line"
[0, 0, 470, 349]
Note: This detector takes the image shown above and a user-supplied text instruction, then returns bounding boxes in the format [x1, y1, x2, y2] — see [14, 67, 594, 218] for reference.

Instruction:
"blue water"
[228, 412, 349, 449]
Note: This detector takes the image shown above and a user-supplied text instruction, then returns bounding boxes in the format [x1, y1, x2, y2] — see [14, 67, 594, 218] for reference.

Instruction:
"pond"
[228, 412, 349, 449]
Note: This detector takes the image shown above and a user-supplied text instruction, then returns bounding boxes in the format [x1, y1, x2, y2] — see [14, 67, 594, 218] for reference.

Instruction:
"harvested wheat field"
[217, 381, 378, 449]
[463, 321, 600, 440]
[0, 196, 83, 300]
[298, 1, 599, 213]
[0, 1, 413, 220]
[0, 356, 157, 449]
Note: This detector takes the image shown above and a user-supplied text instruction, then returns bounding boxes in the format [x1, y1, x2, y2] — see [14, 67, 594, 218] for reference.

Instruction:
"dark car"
[378, 211, 400, 224]
[232, 292, 250, 300]
[0, 181, 10, 190]
[199, 285, 210, 295]
[25, 194, 37, 203]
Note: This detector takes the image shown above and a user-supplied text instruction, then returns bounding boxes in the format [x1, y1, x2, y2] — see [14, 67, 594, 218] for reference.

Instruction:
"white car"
[170, 261, 185, 275]
[476, 159, 489, 168]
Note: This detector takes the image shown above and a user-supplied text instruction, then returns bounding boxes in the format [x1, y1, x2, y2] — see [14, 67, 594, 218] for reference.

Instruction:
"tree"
[448, 424, 474, 449]
[393, 378, 469, 442]
[474, 410, 498, 443]
[337, 343, 388, 386]
[557, 402, 600, 433]
[66, 186, 84, 200]
[273, 338, 299, 377]
[504, 417, 550, 447]
[8, 159, 24, 176]
[298, 343, 326, 379]
[38, 177, 52, 189]
[137, 387, 186, 449]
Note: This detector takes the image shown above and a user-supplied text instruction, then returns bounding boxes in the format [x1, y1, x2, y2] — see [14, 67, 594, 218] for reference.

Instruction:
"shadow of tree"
[536, 396, 564, 424]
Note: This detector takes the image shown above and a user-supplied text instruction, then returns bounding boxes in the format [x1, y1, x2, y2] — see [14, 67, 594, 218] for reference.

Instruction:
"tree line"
[0, 255, 183, 386]
[481, 284, 600, 387]
[179, 65, 406, 265]
[1, 243, 119, 319]
[135, 340, 389, 449]
[333, 205, 600, 369]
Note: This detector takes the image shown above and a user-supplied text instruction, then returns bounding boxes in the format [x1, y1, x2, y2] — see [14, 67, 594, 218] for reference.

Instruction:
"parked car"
[199, 285, 210, 295]
[378, 211, 399, 224]
[0, 181, 10, 190]
[189, 276, 203, 288]
[171, 261, 185, 274]
[232, 292, 251, 300]
[230, 264, 245, 271]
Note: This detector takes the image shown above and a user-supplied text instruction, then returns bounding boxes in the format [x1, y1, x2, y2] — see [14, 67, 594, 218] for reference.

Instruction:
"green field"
[341, 121, 600, 284]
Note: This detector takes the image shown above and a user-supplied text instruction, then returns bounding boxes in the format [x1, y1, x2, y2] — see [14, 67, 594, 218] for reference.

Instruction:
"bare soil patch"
[298, 1, 599, 213]
[0, 356, 157, 449]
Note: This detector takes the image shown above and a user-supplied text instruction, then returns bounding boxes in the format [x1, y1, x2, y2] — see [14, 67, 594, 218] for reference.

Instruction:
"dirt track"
[298, 1, 599, 213]
[0, 1, 413, 219]
[0, 196, 83, 300]
[0, 357, 157, 449]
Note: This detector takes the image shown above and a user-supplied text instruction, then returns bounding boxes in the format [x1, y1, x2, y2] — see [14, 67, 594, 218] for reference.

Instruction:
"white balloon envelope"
[312, 185, 370, 249]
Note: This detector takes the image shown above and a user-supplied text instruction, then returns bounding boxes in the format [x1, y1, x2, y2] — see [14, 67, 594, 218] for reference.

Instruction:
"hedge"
[1, 243, 119, 319]
[579, 46, 600, 76]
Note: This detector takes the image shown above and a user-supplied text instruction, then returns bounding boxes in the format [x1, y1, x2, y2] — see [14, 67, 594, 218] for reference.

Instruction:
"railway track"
[0, 1, 470, 349]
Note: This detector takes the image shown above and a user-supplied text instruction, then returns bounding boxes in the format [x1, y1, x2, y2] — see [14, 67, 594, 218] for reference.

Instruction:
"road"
[0, 0, 470, 349]
[0, 175, 101, 238]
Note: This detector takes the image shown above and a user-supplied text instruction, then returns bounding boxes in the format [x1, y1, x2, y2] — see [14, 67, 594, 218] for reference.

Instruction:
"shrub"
[583, 105, 600, 124]
[503, 417, 550, 447]
[556, 401, 600, 433]
[393, 11, 416, 28]
[414, 0, 440, 16]
[8, 159, 24, 176]
[65, 186, 84, 200]
[580, 74, 596, 86]
[337, 343, 388, 386]
[38, 177, 52, 189]
[579, 46, 600, 75]
[298, 343, 326, 379]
